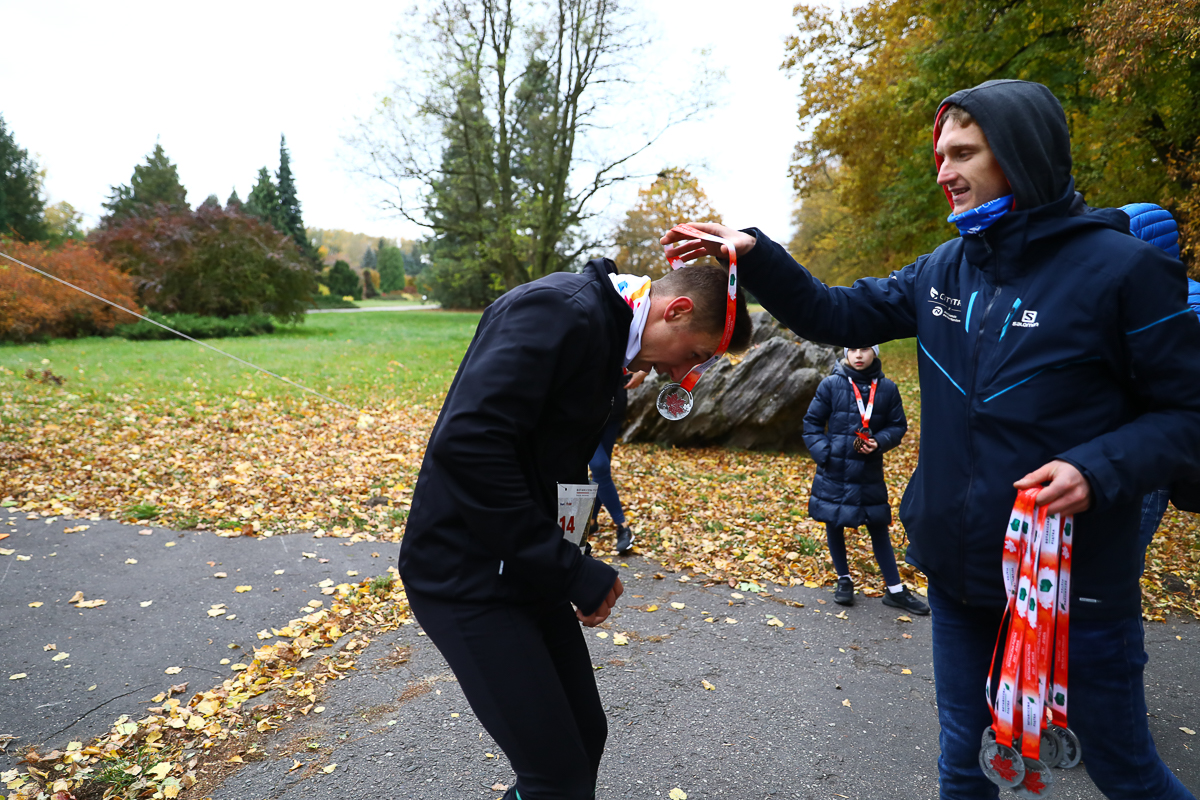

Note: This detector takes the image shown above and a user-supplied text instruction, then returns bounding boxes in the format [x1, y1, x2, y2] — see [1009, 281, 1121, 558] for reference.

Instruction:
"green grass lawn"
[0, 310, 482, 418]
[353, 297, 435, 308]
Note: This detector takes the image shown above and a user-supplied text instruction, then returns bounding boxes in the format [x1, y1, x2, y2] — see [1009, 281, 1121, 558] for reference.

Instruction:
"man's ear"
[662, 295, 695, 322]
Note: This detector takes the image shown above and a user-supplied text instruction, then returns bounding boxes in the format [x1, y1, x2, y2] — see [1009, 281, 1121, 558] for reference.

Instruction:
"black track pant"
[407, 589, 606, 800]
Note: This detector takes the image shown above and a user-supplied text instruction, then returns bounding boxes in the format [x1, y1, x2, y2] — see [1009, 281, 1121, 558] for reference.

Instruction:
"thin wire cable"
[0, 249, 357, 412]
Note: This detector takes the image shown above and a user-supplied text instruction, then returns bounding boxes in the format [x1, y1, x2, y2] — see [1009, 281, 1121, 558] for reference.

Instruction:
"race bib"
[557, 483, 598, 547]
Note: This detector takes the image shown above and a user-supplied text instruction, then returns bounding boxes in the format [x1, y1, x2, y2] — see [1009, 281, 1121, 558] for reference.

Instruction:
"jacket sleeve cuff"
[1056, 450, 1112, 511]
[568, 557, 619, 616]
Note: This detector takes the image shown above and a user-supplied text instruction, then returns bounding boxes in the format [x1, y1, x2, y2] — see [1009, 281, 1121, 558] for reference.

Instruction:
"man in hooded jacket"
[662, 80, 1200, 798]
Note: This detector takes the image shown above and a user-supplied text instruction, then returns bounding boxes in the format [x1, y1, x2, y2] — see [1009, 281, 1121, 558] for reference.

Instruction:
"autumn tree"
[102, 142, 189, 223]
[90, 205, 314, 321]
[783, 0, 1200, 277]
[0, 115, 47, 241]
[612, 168, 722, 279]
[353, 0, 701, 308]
[44, 201, 86, 247]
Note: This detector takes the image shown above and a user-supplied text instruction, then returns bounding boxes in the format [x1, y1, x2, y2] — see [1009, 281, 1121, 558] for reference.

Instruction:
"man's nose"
[669, 364, 693, 382]
[936, 160, 956, 186]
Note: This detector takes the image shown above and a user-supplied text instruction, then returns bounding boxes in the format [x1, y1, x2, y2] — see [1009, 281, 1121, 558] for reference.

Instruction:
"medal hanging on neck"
[655, 224, 739, 420]
[848, 377, 877, 453]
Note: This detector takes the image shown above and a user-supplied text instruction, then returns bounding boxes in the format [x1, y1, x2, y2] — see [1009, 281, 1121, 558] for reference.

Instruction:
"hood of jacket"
[934, 80, 1072, 212]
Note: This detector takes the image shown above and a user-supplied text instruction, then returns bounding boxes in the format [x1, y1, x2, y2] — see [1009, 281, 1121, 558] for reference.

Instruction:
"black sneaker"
[834, 576, 855, 606]
[882, 586, 930, 616]
[615, 524, 635, 555]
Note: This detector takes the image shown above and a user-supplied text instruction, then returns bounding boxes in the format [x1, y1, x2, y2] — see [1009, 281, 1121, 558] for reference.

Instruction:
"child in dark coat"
[802, 345, 928, 614]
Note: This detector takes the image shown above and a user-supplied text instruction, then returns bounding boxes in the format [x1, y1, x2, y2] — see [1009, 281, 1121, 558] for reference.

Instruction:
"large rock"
[621, 312, 840, 451]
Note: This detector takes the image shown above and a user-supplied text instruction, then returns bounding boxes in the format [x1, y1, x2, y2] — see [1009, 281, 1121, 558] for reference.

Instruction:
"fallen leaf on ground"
[701, 680, 715, 691]
[1182, 727, 1196, 735]
[669, 789, 688, 800]
[595, 631, 608, 639]
[213, 572, 227, 579]
[125, 558, 137, 565]
[902, 669, 913, 675]
[28, 602, 42, 608]
[9, 673, 26, 680]
[141, 600, 153, 607]
[164, 667, 182, 675]
[842, 698, 851, 707]
[51, 653, 68, 662]
[44, 644, 55, 651]
[725, 618, 737, 624]
[897, 615, 913, 623]
[644, 604, 658, 612]
[612, 633, 628, 646]
[234, 585, 252, 593]
[670, 602, 685, 610]
[491, 784, 508, 792]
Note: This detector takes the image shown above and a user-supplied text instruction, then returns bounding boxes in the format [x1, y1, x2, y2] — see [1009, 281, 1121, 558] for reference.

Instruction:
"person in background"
[1122, 203, 1200, 572]
[586, 370, 645, 555]
[803, 345, 928, 614]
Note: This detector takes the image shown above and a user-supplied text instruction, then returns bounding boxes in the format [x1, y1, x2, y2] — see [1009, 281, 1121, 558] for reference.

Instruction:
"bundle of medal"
[655, 224, 739, 421]
[979, 488, 1081, 797]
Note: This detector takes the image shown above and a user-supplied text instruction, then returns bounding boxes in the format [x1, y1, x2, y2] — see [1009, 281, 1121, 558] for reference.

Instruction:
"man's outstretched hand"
[1014, 460, 1093, 516]
[659, 222, 756, 264]
[577, 576, 624, 627]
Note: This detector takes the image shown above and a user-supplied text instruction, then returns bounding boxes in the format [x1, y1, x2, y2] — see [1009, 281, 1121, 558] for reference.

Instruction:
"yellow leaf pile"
[3, 577, 413, 800]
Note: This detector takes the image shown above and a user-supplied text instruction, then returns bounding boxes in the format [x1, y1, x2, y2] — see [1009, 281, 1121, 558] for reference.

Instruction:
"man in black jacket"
[400, 258, 751, 800]
[664, 81, 1200, 799]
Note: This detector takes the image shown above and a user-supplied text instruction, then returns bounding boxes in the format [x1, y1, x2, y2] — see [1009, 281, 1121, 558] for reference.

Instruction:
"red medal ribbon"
[664, 224, 738, 393]
[848, 377, 878, 442]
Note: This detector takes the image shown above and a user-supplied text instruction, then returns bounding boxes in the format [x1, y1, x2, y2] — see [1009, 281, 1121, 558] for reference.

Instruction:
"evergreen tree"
[200, 194, 221, 209]
[360, 245, 377, 269]
[102, 142, 189, 222]
[325, 259, 362, 300]
[244, 167, 287, 233]
[377, 240, 406, 292]
[0, 114, 46, 241]
[276, 135, 314, 258]
[226, 189, 243, 212]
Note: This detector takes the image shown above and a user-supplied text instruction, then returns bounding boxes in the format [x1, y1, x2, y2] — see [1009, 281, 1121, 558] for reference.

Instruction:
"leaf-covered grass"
[1, 318, 1195, 619]
[0, 310, 481, 421]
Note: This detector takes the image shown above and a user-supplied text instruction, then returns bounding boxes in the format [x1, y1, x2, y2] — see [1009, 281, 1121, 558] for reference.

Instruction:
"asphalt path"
[2, 511, 1197, 798]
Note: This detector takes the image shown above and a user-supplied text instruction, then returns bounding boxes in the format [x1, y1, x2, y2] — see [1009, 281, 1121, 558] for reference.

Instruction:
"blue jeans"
[928, 582, 1193, 799]
[588, 415, 625, 526]
[1140, 488, 1171, 574]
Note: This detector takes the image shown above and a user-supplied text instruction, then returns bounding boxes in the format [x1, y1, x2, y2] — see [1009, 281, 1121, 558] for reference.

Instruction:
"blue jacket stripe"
[998, 298, 1022, 342]
[983, 357, 1102, 403]
[965, 290, 978, 333]
[1126, 308, 1192, 336]
[918, 339, 966, 395]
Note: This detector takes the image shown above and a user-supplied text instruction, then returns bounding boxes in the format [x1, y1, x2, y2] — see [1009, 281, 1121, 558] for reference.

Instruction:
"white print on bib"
[557, 483, 599, 547]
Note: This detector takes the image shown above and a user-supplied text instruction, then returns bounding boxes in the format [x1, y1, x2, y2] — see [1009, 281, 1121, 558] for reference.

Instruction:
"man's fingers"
[1013, 463, 1056, 490]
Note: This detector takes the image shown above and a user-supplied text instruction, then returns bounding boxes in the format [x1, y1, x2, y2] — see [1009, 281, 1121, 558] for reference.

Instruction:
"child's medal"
[656, 224, 739, 421]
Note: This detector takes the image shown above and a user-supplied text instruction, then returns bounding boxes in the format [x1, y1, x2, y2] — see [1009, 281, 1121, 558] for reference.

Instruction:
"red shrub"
[0, 238, 142, 342]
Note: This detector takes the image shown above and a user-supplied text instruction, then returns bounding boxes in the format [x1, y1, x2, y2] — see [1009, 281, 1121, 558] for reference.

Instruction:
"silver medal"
[979, 740, 1025, 788]
[1050, 725, 1081, 769]
[1039, 728, 1061, 771]
[1011, 757, 1054, 798]
[656, 383, 694, 420]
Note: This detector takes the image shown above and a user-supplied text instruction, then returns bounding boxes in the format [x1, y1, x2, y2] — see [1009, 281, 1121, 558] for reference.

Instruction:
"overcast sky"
[2, 0, 803, 249]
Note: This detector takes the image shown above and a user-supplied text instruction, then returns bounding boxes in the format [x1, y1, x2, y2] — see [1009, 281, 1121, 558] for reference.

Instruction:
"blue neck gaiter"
[947, 194, 1014, 236]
